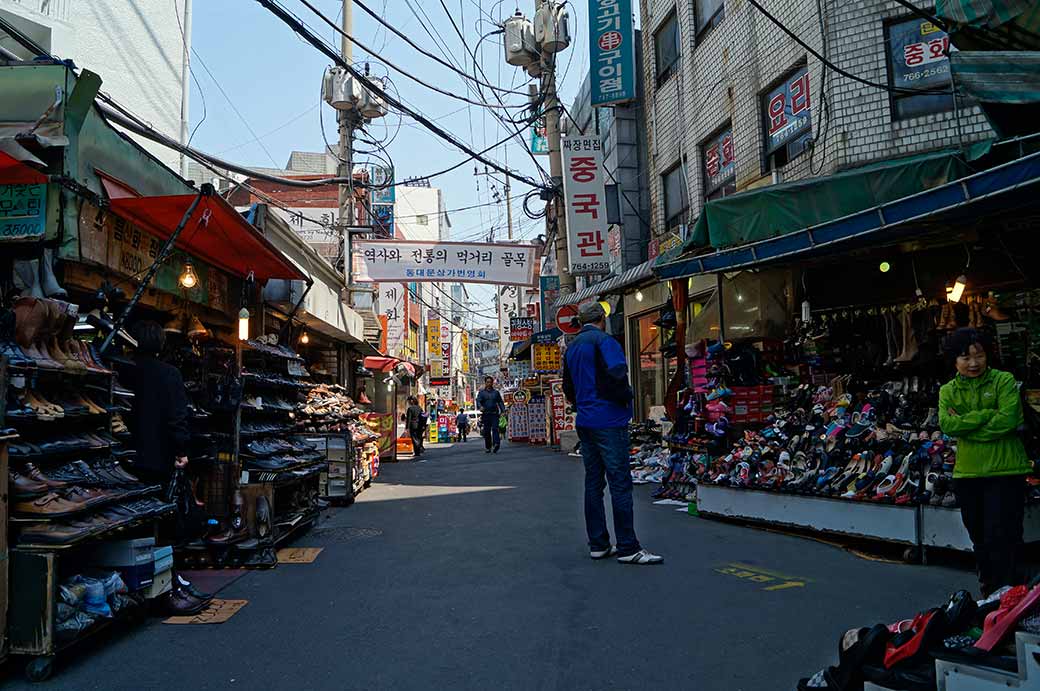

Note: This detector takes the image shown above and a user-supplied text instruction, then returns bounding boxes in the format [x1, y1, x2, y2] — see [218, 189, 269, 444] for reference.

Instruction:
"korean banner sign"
[461, 331, 470, 373]
[561, 135, 611, 276]
[589, 0, 636, 106]
[887, 18, 954, 119]
[764, 67, 811, 153]
[355, 240, 538, 286]
[428, 317, 442, 381]
[0, 184, 46, 241]
[539, 275, 560, 331]
[509, 316, 535, 342]
[431, 320, 451, 386]
[381, 283, 406, 357]
[702, 129, 735, 192]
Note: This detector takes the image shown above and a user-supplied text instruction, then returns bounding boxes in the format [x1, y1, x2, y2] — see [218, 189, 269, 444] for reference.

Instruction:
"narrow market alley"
[7, 440, 978, 691]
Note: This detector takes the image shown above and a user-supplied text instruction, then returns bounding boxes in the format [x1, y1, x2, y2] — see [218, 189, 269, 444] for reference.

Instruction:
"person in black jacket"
[126, 321, 191, 484]
[125, 320, 210, 613]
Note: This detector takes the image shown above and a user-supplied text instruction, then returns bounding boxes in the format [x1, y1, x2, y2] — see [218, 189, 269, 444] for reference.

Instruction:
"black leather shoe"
[165, 589, 207, 615]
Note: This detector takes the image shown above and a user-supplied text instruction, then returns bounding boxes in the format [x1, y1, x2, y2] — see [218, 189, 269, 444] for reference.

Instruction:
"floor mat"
[163, 599, 248, 625]
[277, 547, 323, 564]
[180, 569, 247, 595]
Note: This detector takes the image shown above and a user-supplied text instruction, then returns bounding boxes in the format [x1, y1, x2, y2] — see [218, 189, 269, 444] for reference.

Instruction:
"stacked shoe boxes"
[146, 546, 174, 599]
[90, 537, 155, 591]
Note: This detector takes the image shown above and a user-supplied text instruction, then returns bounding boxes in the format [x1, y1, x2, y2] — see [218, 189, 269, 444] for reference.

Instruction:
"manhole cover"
[311, 526, 383, 542]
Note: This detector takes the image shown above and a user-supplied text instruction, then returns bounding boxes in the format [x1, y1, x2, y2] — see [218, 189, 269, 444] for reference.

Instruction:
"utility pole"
[537, 0, 574, 295]
[338, 0, 357, 303]
[178, 0, 193, 179]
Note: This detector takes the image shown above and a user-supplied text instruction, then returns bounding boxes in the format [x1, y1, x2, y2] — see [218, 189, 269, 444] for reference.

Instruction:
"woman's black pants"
[953, 475, 1026, 596]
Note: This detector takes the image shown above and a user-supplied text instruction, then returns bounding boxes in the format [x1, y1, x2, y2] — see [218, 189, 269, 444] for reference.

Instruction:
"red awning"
[107, 194, 306, 281]
[0, 150, 48, 185]
[363, 356, 417, 376]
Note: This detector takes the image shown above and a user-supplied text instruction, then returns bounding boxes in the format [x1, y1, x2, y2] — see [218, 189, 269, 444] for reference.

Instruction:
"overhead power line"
[255, 0, 545, 190]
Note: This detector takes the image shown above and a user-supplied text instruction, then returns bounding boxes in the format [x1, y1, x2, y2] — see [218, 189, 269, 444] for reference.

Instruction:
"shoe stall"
[648, 146, 1040, 561]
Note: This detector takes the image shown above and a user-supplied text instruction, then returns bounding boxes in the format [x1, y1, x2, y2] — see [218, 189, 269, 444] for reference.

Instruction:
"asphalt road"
[6, 437, 977, 690]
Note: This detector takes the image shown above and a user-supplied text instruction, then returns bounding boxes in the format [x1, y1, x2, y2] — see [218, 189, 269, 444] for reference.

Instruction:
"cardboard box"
[145, 568, 172, 599]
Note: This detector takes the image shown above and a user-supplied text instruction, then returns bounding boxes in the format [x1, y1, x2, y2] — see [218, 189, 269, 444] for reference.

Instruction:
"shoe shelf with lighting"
[1, 295, 176, 681]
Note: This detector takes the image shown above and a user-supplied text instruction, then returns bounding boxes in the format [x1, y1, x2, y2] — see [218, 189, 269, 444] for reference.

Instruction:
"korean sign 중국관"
[355, 240, 538, 286]
[561, 135, 611, 275]
[764, 67, 811, 154]
[589, 0, 636, 106]
[509, 316, 535, 342]
[0, 184, 46, 241]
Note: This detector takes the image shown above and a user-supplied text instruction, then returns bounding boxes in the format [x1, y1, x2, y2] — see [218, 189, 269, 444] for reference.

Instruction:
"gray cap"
[577, 301, 606, 324]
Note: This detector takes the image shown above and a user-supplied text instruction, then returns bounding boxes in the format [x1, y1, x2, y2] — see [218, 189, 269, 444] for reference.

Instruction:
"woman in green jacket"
[939, 328, 1031, 596]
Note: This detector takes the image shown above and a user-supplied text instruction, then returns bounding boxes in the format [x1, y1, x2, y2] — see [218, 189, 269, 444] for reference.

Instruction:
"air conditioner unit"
[504, 12, 536, 67]
[322, 67, 358, 111]
[358, 77, 388, 119]
[534, 4, 571, 54]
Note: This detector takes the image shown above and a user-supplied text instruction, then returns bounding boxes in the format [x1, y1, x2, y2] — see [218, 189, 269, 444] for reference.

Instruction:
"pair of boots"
[12, 248, 66, 299]
[885, 308, 919, 364]
[9, 297, 109, 373]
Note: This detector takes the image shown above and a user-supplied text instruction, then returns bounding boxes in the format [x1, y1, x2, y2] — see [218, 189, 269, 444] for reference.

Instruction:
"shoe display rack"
[2, 297, 174, 681]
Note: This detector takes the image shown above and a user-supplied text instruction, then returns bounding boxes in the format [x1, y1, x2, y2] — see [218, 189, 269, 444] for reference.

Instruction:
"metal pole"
[539, 0, 573, 295]
[99, 186, 210, 354]
[504, 175, 514, 241]
[339, 0, 356, 304]
[179, 0, 193, 178]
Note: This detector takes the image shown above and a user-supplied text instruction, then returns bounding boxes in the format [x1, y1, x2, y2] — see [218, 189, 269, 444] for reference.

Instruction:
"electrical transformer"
[322, 67, 358, 112]
[503, 12, 537, 67]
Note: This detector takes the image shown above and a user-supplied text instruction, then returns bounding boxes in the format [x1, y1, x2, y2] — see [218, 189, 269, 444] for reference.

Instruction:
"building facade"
[1, 0, 190, 173]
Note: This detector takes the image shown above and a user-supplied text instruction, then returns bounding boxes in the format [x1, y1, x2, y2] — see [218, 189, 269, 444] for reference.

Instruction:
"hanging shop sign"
[702, 128, 735, 193]
[509, 316, 535, 342]
[561, 135, 611, 275]
[530, 115, 549, 155]
[380, 283, 406, 357]
[371, 203, 394, 238]
[531, 342, 561, 373]
[0, 183, 46, 241]
[355, 239, 538, 286]
[369, 164, 395, 205]
[589, 0, 637, 106]
[269, 206, 337, 245]
[886, 18, 954, 119]
[78, 200, 229, 312]
[549, 378, 574, 434]
[540, 275, 561, 330]
[428, 317, 442, 381]
[461, 331, 470, 373]
[434, 321, 452, 387]
[499, 285, 520, 359]
[764, 67, 811, 154]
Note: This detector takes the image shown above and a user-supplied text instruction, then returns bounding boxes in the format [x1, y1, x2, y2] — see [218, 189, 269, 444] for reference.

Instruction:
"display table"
[920, 504, 1040, 552]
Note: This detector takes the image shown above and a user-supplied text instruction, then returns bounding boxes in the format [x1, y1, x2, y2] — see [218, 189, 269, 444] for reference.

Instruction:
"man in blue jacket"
[476, 376, 505, 453]
[563, 302, 662, 565]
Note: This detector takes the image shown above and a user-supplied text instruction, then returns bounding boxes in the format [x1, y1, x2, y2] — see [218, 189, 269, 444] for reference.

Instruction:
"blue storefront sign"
[763, 67, 811, 154]
[539, 274, 560, 330]
[370, 164, 395, 205]
[589, 0, 637, 107]
[886, 18, 954, 119]
[0, 183, 46, 241]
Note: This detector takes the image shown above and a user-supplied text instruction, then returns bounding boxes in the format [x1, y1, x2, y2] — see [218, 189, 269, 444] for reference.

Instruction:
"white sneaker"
[617, 549, 663, 565]
[589, 546, 617, 559]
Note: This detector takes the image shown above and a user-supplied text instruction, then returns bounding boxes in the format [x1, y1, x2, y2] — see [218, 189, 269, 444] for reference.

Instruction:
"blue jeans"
[577, 426, 640, 557]
[481, 413, 500, 450]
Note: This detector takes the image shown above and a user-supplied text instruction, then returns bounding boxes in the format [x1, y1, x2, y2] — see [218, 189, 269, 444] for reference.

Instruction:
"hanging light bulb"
[948, 274, 967, 303]
[635, 290, 644, 302]
[238, 308, 250, 340]
[300, 331, 310, 345]
[179, 260, 198, 289]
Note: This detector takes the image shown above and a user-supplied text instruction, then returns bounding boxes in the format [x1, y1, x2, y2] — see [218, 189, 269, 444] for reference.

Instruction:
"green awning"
[937, 0, 1038, 30]
[675, 150, 972, 255]
[937, 0, 1040, 50]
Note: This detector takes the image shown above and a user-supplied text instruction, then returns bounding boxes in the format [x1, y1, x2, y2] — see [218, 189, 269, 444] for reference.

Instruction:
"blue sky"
[189, 1, 591, 323]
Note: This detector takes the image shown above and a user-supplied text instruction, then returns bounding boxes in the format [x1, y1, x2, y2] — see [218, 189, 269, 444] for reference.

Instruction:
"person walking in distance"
[563, 302, 662, 565]
[455, 409, 470, 442]
[476, 376, 505, 453]
[404, 396, 427, 457]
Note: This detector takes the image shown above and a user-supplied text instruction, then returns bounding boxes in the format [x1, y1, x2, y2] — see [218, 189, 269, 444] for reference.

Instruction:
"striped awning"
[951, 51, 1040, 103]
[937, 0, 1036, 30]
[551, 258, 656, 310]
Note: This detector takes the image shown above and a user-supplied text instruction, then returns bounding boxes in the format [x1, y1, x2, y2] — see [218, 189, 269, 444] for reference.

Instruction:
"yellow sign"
[461, 331, 470, 373]
[427, 318, 442, 378]
[531, 342, 562, 373]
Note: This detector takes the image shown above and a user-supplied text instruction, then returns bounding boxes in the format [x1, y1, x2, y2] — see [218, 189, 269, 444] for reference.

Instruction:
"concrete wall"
[1, 0, 189, 172]
[638, 0, 993, 240]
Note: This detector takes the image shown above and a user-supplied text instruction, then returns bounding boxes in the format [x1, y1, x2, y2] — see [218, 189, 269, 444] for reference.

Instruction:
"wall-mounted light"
[238, 308, 250, 340]
[179, 260, 198, 289]
[634, 290, 644, 302]
[948, 274, 967, 303]
[300, 331, 310, 345]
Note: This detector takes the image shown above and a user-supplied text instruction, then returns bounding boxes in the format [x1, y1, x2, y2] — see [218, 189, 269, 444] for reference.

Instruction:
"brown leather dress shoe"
[11, 472, 49, 499]
[25, 463, 69, 489]
[15, 492, 84, 517]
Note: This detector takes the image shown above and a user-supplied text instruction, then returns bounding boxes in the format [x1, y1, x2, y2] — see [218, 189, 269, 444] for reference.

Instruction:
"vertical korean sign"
[427, 317, 443, 383]
[437, 321, 452, 387]
[764, 67, 811, 154]
[530, 115, 549, 155]
[381, 284, 406, 357]
[561, 135, 611, 275]
[461, 331, 470, 373]
[589, 0, 636, 106]
[539, 275, 560, 330]
[498, 285, 520, 360]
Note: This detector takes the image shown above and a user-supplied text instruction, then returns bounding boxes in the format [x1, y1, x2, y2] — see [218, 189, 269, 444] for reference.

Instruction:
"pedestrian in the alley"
[476, 375, 505, 453]
[939, 328, 1032, 595]
[455, 409, 470, 442]
[563, 302, 663, 565]
[126, 320, 213, 613]
[404, 396, 427, 458]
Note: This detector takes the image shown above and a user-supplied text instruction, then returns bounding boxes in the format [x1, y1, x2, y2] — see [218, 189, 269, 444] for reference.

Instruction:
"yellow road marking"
[714, 562, 811, 591]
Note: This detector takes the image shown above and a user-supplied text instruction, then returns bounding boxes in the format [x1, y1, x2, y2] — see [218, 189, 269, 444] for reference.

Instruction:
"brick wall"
[638, 0, 994, 241]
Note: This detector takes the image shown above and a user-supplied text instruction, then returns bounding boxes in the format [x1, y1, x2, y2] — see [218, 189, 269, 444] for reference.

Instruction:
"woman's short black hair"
[131, 320, 165, 354]
[945, 328, 991, 359]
